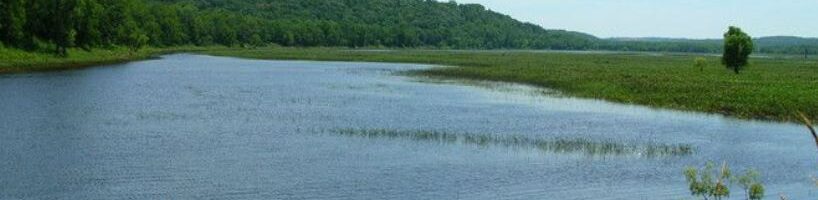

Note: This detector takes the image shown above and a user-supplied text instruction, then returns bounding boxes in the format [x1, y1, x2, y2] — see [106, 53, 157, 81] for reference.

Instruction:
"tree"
[1, 0, 27, 47]
[72, 0, 104, 49]
[248, 33, 263, 47]
[282, 31, 295, 46]
[119, 18, 148, 52]
[722, 26, 754, 74]
[37, 0, 79, 56]
[154, 5, 187, 46]
[126, 29, 149, 52]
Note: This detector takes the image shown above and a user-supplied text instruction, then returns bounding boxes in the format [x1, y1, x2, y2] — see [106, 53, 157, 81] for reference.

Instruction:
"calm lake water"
[1, 54, 816, 199]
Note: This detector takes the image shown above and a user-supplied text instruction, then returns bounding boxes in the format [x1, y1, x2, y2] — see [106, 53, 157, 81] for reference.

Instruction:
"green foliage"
[683, 163, 765, 200]
[734, 168, 764, 200]
[73, 0, 104, 49]
[0, 0, 602, 54]
[694, 57, 707, 72]
[0, 45, 226, 73]
[684, 167, 707, 198]
[748, 183, 764, 200]
[126, 30, 149, 52]
[722, 26, 754, 74]
[0, 0, 816, 56]
[0, 0, 27, 47]
[736, 169, 759, 190]
[600, 39, 722, 53]
[603, 36, 818, 55]
[683, 162, 731, 200]
[248, 34, 263, 47]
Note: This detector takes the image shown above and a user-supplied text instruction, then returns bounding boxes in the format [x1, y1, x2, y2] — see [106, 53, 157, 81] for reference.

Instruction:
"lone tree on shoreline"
[722, 26, 754, 74]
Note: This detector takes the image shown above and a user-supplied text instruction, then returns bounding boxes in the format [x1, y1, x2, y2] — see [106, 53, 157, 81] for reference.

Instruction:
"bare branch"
[797, 112, 818, 150]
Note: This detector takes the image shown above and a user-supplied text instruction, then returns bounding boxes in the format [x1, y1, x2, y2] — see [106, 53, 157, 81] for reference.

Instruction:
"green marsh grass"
[0, 46, 230, 74]
[205, 48, 818, 122]
[329, 128, 693, 157]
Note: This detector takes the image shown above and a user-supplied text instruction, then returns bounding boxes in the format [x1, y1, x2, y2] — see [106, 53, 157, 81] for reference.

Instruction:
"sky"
[446, 0, 818, 39]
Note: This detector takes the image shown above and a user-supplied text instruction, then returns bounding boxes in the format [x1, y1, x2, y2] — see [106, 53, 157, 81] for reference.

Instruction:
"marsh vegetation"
[0, 46, 223, 73]
[328, 128, 693, 157]
[206, 48, 818, 122]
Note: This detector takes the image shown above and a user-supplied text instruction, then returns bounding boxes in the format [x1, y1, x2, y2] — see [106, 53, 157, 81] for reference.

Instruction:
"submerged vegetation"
[684, 162, 764, 200]
[682, 114, 817, 200]
[328, 128, 693, 157]
[206, 48, 818, 122]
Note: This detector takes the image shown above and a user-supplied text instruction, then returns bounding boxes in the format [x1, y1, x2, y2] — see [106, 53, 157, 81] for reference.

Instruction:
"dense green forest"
[0, 0, 596, 55]
[1, 0, 816, 56]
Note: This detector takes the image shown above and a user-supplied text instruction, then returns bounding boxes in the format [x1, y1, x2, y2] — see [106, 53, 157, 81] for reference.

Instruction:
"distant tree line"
[603, 37, 818, 55]
[0, 0, 815, 56]
[0, 0, 597, 55]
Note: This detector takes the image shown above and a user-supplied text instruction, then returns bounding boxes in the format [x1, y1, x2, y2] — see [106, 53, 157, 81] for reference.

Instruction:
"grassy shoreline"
[204, 48, 818, 122]
[0, 46, 230, 74]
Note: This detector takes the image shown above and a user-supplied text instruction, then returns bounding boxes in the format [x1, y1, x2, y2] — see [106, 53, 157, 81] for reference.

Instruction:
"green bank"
[204, 48, 818, 122]
[0, 46, 227, 74]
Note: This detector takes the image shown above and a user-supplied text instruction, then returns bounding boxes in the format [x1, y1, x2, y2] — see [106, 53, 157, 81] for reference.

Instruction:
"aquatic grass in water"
[407, 76, 564, 97]
[328, 128, 693, 157]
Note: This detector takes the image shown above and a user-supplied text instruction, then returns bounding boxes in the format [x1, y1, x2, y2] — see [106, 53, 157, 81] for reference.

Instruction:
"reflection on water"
[0, 54, 816, 199]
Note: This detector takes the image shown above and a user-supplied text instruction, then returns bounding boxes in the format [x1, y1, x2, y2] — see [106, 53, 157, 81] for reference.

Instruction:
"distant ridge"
[604, 36, 818, 54]
[169, 0, 815, 54]
[1, 0, 815, 54]
[609, 36, 818, 44]
[148, 0, 598, 49]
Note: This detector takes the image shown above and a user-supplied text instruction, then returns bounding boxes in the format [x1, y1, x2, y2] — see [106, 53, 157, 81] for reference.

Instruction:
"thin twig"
[797, 112, 818, 150]
[718, 161, 728, 184]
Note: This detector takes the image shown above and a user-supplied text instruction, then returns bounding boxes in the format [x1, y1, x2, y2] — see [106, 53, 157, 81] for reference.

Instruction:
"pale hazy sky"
[447, 0, 818, 39]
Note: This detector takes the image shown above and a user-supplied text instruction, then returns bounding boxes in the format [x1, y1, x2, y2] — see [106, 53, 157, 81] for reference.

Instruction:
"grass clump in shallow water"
[329, 128, 693, 157]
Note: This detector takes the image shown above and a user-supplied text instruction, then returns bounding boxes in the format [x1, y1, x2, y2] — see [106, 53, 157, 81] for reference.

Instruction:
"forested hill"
[0, 0, 596, 54]
[171, 0, 599, 49]
[1, 0, 815, 55]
